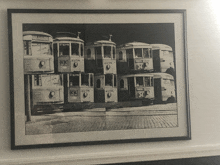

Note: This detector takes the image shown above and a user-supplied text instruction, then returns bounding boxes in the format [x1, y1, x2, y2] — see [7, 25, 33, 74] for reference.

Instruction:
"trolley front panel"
[134, 58, 153, 72]
[32, 87, 64, 105]
[68, 87, 94, 103]
[103, 58, 117, 74]
[24, 57, 54, 74]
[135, 86, 154, 100]
[104, 87, 117, 102]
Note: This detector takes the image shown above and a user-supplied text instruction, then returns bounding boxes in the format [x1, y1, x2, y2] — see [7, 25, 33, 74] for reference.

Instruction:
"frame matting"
[8, 9, 190, 149]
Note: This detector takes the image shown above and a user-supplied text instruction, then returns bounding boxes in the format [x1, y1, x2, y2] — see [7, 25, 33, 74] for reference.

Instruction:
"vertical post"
[25, 75, 32, 121]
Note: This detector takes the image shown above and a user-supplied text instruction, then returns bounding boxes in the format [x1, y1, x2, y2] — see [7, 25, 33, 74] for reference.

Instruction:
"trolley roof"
[120, 73, 154, 78]
[53, 37, 84, 43]
[23, 31, 52, 38]
[86, 40, 116, 46]
[119, 73, 174, 79]
[118, 42, 151, 48]
[151, 44, 172, 51]
[151, 73, 174, 79]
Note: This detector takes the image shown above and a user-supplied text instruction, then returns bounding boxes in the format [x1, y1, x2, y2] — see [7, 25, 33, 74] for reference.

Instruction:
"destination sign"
[32, 35, 49, 41]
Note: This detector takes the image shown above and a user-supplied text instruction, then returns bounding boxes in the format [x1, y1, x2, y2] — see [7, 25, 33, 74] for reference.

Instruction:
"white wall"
[1, 0, 220, 164]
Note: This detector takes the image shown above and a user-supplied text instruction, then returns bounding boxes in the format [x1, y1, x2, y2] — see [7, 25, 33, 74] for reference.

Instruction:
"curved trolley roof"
[23, 31, 52, 38]
[118, 42, 151, 49]
[54, 37, 84, 43]
[152, 73, 174, 79]
[151, 44, 172, 51]
[53, 32, 84, 43]
[120, 73, 154, 78]
[86, 40, 116, 46]
[120, 73, 174, 79]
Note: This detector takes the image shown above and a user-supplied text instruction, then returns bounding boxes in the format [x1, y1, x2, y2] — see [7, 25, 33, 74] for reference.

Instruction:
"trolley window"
[87, 49, 91, 58]
[69, 75, 79, 87]
[104, 46, 111, 58]
[136, 77, 144, 86]
[71, 43, 79, 56]
[144, 77, 151, 87]
[59, 43, 69, 56]
[34, 75, 42, 86]
[81, 74, 89, 86]
[90, 74, 94, 86]
[126, 49, 133, 58]
[113, 47, 116, 59]
[120, 79, 124, 89]
[134, 48, 142, 58]
[95, 47, 102, 67]
[96, 79, 101, 88]
[151, 77, 154, 87]
[53, 43, 58, 57]
[119, 51, 123, 60]
[81, 44, 84, 57]
[143, 48, 151, 58]
[114, 75, 117, 87]
[24, 41, 31, 55]
[105, 74, 113, 86]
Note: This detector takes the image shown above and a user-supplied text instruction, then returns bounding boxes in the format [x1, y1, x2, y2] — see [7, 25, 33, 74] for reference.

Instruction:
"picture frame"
[8, 9, 190, 149]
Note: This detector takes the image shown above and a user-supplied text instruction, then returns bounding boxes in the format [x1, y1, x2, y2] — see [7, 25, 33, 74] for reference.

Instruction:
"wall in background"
[1, 0, 220, 164]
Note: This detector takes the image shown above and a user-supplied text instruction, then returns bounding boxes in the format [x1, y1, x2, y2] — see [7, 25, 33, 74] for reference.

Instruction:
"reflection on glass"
[136, 77, 143, 86]
[81, 74, 89, 86]
[69, 76, 79, 86]
[59, 43, 69, 56]
[105, 74, 113, 86]
[71, 43, 79, 56]
[134, 48, 142, 58]
[104, 46, 111, 58]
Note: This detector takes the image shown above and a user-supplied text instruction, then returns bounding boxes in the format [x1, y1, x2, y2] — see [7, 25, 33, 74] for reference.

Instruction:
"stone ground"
[25, 103, 178, 135]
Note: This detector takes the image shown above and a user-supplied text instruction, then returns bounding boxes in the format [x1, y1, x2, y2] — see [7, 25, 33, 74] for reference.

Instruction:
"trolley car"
[53, 32, 84, 73]
[65, 73, 94, 103]
[151, 44, 175, 76]
[23, 31, 54, 74]
[84, 36, 117, 74]
[116, 42, 153, 74]
[30, 74, 64, 106]
[153, 73, 176, 103]
[118, 73, 154, 102]
[94, 74, 117, 103]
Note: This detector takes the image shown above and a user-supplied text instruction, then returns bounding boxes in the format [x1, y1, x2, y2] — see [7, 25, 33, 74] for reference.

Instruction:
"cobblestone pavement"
[26, 113, 178, 135]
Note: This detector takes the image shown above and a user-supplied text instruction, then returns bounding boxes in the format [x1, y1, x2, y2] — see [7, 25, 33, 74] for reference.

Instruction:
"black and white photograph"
[8, 10, 190, 149]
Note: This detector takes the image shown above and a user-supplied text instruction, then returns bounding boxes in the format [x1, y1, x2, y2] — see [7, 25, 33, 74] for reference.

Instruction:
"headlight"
[83, 92, 88, 98]
[39, 61, 45, 67]
[106, 64, 110, 70]
[107, 92, 112, 98]
[73, 62, 78, 67]
[49, 91, 55, 98]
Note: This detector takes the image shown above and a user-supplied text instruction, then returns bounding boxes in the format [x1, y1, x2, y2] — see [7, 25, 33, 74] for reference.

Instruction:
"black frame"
[8, 9, 190, 149]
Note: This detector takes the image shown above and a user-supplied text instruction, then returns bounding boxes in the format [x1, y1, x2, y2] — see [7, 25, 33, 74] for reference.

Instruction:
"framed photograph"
[8, 9, 190, 149]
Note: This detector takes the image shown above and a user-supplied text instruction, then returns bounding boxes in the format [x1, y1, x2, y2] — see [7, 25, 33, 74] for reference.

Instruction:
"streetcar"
[23, 31, 54, 74]
[152, 73, 176, 103]
[117, 73, 154, 103]
[116, 42, 153, 74]
[65, 73, 94, 103]
[94, 74, 117, 103]
[30, 74, 64, 106]
[84, 35, 117, 74]
[151, 44, 175, 76]
[53, 32, 84, 73]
